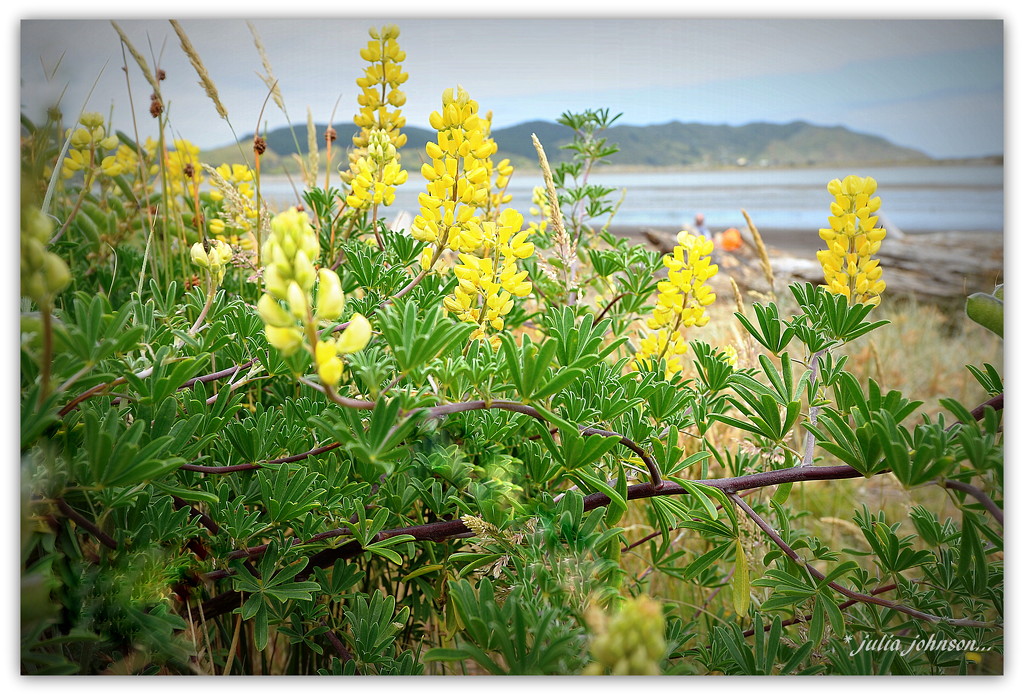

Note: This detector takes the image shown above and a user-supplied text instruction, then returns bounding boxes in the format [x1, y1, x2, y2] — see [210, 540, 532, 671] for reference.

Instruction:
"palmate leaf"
[804, 409, 885, 476]
[75, 408, 184, 488]
[542, 306, 625, 370]
[375, 298, 474, 375]
[735, 302, 795, 355]
[311, 398, 424, 475]
[534, 421, 621, 476]
[718, 387, 801, 444]
[498, 329, 597, 403]
[789, 282, 889, 344]
[257, 464, 326, 523]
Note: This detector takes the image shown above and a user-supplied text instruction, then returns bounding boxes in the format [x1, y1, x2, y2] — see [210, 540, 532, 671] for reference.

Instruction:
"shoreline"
[607, 225, 1003, 256]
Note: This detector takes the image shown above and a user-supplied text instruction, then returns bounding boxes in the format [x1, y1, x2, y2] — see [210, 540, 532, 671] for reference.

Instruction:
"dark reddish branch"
[321, 622, 358, 671]
[969, 393, 1003, 422]
[59, 377, 128, 416]
[728, 493, 990, 628]
[594, 292, 627, 323]
[55, 498, 117, 550]
[181, 359, 256, 389]
[59, 358, 257, 416]
[171, 495, 220, 534]
[741, 583, 900, 637]
[943, 479, 1004, 526]
[198, 464, 866, 618]
[179, 441, 343, 474]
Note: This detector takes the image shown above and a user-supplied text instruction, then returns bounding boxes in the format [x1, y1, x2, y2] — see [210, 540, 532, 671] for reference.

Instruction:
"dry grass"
[615, 270, 1001, 619]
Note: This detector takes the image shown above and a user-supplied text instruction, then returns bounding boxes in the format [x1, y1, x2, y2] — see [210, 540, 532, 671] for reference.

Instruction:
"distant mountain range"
[206, 119, 938, 172]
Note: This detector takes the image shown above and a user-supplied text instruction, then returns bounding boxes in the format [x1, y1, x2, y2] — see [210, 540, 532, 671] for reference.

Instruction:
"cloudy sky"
[19, 12, 1005, 159]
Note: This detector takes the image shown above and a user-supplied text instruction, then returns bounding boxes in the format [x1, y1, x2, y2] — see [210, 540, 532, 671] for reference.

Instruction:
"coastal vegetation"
[20, 20, 1002, 676]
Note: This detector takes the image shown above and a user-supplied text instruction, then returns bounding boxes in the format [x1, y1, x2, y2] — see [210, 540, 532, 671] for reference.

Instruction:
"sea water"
[257, 163, 1003, 235]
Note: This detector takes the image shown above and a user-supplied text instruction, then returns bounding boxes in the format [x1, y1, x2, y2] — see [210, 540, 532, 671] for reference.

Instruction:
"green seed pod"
[966, 292, 1003, 338]
[41, 254, 71, 295]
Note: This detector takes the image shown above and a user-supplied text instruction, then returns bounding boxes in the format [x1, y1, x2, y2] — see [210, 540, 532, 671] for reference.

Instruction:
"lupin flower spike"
[634, 231, 718, 378]
[817, 175, 887, 306]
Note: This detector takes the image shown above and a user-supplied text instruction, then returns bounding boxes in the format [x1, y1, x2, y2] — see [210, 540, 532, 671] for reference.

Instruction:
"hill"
[202, 119, 932, 172]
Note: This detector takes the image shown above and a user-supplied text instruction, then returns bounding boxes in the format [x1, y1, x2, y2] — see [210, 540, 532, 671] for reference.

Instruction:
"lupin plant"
[21, 20, 1002, 678]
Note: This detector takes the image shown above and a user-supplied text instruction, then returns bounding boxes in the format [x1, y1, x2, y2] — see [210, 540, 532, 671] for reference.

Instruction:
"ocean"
[256, 163, 1003, 237]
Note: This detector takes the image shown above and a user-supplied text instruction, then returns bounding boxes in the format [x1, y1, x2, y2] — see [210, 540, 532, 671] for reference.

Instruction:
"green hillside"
[202, 119, 931, 173]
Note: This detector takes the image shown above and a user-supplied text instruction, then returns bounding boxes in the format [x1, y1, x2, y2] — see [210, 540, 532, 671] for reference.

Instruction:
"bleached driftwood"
[641, 228, 1003, 301]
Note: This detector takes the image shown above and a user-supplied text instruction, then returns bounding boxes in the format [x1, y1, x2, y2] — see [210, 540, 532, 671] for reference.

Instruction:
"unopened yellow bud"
[286, 281, 308, 319]
[314, 268, 345, 321]
[257, 293, 295, 328]
[265, 325, 304, 356]
[190, 242, 210, 268]
[336, 313, 372, 354]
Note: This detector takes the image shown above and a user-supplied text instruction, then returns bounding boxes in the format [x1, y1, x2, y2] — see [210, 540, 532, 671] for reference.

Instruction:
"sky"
[18, 13, 1005, 159]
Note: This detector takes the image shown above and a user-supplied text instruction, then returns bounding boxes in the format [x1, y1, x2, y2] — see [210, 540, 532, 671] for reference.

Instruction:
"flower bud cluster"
[817, 175, 886, 306]
[442, 208, 534, 348]
[583, 595, 666, 675]
[21, 207, 70, 305]
[344, 25, 408, 185]
[60, 112, 120, 180]
[635, 232, 718, 378]
[345, 128, 409, 210]
[190, 239, 233, 286]
[257, 208, 370, 386]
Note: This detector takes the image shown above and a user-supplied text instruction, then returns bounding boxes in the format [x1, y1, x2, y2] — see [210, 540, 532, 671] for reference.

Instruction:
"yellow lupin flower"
[413, 88, 530, 348]
[442, 207, 534, 349]
[344, 24, 408, 186]
[635, 231, 718, 378]
[816, 175, 886, 306]
[411, 86, 496, 254]
[99, 144, 138, 177]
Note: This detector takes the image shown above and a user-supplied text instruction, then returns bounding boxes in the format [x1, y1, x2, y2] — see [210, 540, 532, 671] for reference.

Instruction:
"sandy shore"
[608, 224, 1003, 257]
[609, 224, 826, 256]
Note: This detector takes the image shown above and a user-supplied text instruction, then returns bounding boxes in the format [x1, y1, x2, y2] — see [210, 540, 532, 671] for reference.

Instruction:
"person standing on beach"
[693, 213, 710, 237]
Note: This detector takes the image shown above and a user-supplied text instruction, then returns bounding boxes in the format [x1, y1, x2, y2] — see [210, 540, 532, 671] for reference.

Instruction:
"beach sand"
[607, 224, 1003, 258]
[608, 224, 823, 256]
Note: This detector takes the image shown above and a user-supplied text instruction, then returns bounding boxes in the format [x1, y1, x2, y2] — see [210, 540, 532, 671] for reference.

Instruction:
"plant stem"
[800, 348, 827, 467]
[727, 492, 991, 628]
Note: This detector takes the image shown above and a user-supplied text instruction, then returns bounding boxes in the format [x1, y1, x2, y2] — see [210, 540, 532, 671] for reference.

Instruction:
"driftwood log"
[642, 228, 1003, 302]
